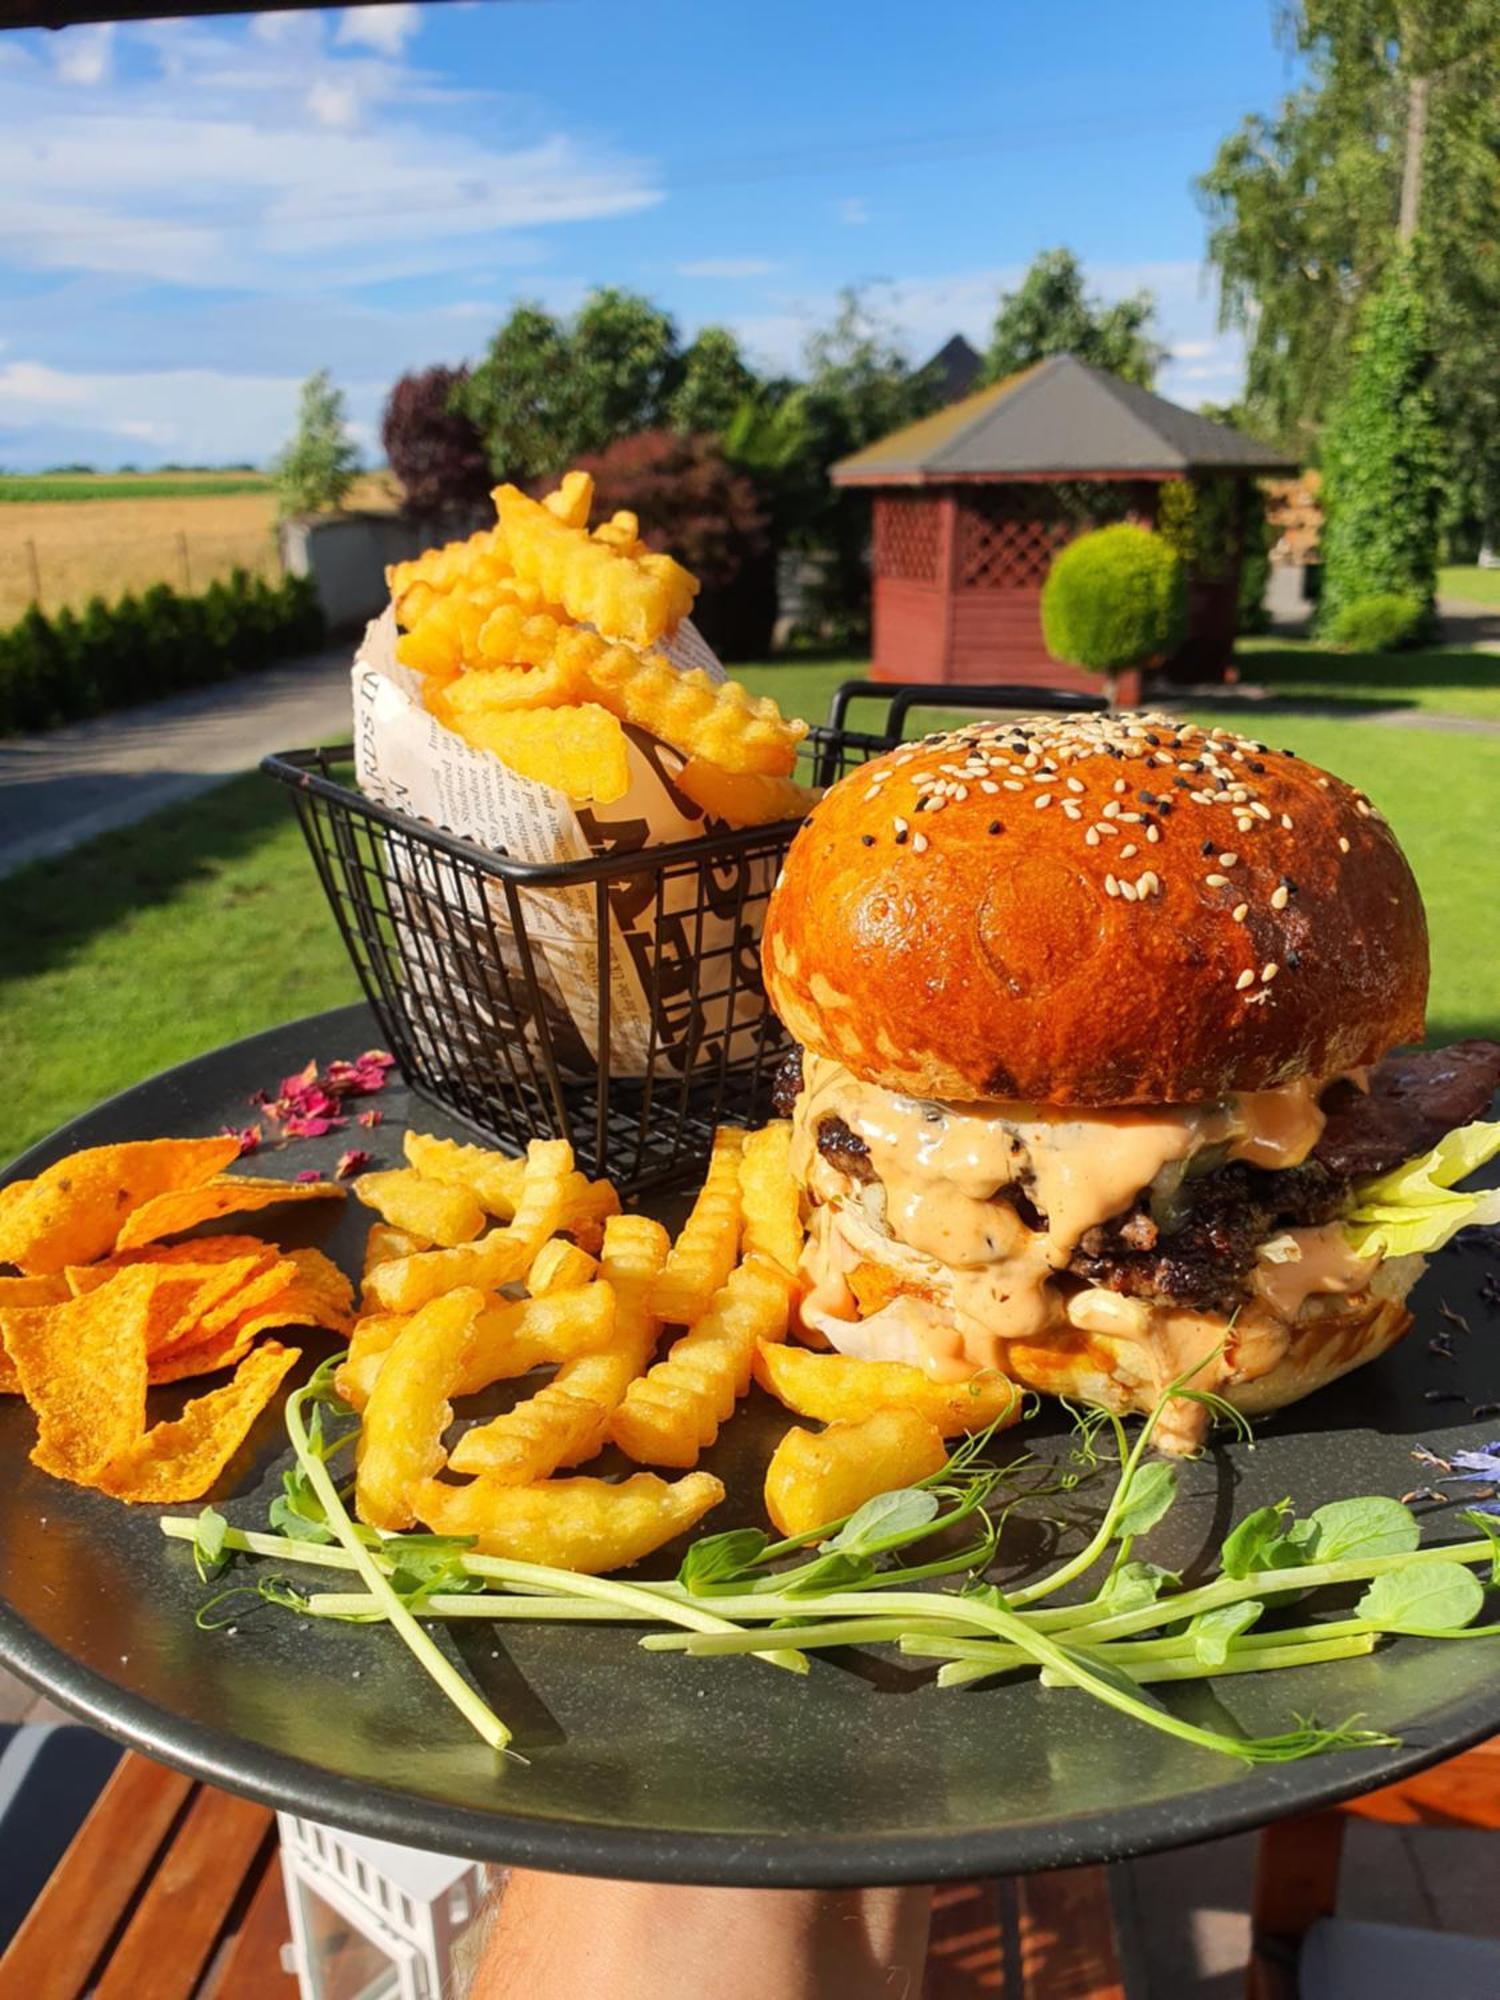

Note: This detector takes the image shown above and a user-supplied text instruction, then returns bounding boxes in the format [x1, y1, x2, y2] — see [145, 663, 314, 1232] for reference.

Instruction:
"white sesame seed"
[1105, 874, 1120, 897]
[1205, 873, 1228, 887]
[1355, 799, 1372, 816]
[1146, 823, 1160, 843]
[1280, 814, 1293, 830]
[979, 780, 999, 794]
[1034, 793, 1052, 810]
[1119, 880, 1138, 903]
[1318, 776, 1331, 787]
[1118, 842, 1137, 860]
[911, 832, 929, 854]
[925, 796, 947, 813]
[952, 786, 968, 802]
[1085, 828, 1100, 847]
[1218, 852, 1239, 868]
[1062, 801, 1082, 820]
[1232, 903, 1249, 922]
[1003, 780, 1025, 793]
[1261, 962, 1279, 982]
[1138, 871, 1159, 896]
[1096, 821, 1118, 837]
[1113, 778, 1127, 794]
[1270, 884, 1289, 911]
[1067, 777, 1086, 794]
[893, 817, 908, 836]
[1235, 968, 1256, 991]
[1338, 836, 1351, 853]
[1102, 801, 1121, 819]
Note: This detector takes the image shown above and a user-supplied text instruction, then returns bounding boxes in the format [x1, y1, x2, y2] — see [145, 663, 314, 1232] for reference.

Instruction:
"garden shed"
[831, 353, 1292, 689]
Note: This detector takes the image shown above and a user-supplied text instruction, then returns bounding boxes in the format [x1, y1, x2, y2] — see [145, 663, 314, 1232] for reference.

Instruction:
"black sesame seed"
[988, 820, 1002, 835]
[1138, 790, 1158, 805]
[1201, 839, 1215, 856]
[1157, 802, 1172, 817]
[860, 833, 875, 847]
[1249, 760, 1266, 773]
[1285, 949, 1301, 968]
[894, 829, 908, 845]
[1173, 776, 1191, 790]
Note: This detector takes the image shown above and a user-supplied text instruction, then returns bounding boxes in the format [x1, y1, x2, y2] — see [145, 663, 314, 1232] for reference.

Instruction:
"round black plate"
[1, 1005, 1498, 1886]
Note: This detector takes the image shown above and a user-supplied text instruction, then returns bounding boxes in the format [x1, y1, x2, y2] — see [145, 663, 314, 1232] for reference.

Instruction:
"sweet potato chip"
[113, 1173, 343, 1251]
[0, 1138, 241, 1274]
[2, 1268, 153, 1481]
[95, 1342, 298, 1504]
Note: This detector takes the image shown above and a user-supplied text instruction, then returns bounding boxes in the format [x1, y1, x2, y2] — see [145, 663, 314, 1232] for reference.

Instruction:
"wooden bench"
[0, 1750, 295, 1999]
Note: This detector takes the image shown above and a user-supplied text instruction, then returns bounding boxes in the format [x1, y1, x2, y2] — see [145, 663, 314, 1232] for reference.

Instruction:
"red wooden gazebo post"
[935, 491, 960, 673]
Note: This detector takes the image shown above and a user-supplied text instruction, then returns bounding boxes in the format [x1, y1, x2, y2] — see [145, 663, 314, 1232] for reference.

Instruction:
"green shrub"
[0, 572, 326, 736]
[1041, 523, 1186, 682]
[1327, 591, 1426, 653]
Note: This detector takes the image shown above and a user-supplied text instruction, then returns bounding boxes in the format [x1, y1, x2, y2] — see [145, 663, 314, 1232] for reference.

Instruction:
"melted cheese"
[1252, 1224, 1378, 1320]
[790, 1055, 1342, 1379]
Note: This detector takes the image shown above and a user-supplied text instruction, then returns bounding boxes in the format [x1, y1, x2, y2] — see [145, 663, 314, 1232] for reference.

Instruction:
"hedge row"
[0, 569, 325, 736]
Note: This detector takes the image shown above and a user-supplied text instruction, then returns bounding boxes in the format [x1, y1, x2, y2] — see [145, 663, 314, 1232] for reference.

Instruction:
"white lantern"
[277, 1811, 492, 2000]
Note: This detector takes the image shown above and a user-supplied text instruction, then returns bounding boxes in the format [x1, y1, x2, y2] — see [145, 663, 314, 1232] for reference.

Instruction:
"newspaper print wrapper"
[352, 606, 777, 1082]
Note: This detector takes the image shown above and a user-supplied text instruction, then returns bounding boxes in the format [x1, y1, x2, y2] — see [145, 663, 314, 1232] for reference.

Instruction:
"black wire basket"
[264, 680, 1102, 1194]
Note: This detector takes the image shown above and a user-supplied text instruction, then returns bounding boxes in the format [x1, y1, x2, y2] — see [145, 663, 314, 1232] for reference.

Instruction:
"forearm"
[468, 1870, 932, 2000]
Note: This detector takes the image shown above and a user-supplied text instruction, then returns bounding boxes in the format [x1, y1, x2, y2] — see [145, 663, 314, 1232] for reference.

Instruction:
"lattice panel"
[874, 497, 941, 582]
[956, 483, 1153, 590]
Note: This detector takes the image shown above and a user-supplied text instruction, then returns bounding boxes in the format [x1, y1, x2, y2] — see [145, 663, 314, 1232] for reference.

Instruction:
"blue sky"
[0, 1, 1304, 470]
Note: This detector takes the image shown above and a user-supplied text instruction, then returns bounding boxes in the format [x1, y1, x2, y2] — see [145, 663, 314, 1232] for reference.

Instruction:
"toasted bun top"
[762, 710, 1427, 1105]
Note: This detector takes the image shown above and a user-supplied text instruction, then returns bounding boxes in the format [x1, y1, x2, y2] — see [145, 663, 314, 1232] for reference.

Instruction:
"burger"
[761, 711, 1500, 1454]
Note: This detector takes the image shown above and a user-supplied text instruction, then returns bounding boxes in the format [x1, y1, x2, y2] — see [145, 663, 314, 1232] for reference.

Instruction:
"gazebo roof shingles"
[831, 353, 1294, 485]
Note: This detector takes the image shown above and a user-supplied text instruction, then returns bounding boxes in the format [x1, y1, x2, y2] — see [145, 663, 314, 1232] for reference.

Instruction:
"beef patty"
[1067, 1161, 1349, 1312]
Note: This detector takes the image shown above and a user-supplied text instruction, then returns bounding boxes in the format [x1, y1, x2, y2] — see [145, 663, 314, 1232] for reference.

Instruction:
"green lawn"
[0, 474, 271, 503]
[1233, 637, 1500, 719]
[1440, 565, 1500, 609]
[1, 674, 1494, 1167]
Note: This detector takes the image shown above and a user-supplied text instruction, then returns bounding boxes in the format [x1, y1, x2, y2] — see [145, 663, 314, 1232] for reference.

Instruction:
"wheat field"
[0, 473, 400, 625]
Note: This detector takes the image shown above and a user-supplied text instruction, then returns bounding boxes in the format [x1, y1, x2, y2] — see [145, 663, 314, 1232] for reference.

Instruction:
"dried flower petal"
[357, 1108, 383, 1129]
[335, 1149, 372, 1181]
[294, 1169, 324, 1185]
[219, 1124, 262, 1158]
[281, 1112, 345, 1140]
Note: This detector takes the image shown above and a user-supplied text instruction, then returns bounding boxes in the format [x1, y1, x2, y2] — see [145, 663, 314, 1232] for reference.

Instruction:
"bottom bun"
[806, 1253, 1425, 1457]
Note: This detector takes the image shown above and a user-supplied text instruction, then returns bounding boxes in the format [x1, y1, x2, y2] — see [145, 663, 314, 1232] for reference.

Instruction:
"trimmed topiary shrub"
[1326, 591, 1425, 653]
[1041, 523, 1186, 697]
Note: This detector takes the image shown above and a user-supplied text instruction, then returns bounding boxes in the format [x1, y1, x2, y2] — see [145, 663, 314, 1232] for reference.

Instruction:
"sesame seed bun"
[762, 712, 1428, 1105]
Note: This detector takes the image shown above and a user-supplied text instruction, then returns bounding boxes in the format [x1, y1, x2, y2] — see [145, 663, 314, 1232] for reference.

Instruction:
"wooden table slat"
[94, 1785, 273, 2000]
[204, 1849, 298, 2000]
[1016, 1866, 1125, 2000]
[0, 1751, 194, 1995]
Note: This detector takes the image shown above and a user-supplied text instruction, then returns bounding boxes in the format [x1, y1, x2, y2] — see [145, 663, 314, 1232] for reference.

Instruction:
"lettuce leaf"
[1344, 1120, 1500, 1259]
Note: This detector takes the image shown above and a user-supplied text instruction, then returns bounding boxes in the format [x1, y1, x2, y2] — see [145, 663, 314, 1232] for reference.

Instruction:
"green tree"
[568, 288, 680, 449]
[1041, 525, 1186, 704]
[1199, 2, 1500, 540]
[459, 303, 577, 486]
[461, 289, 682, 483]
[981, 248, 1164, 387]
[1319, 253, 1442, 629]
[669, 326, 758, 435]
[272, 370, 359, 518]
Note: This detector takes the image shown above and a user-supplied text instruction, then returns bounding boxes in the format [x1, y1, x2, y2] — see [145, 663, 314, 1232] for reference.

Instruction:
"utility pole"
[1399, 72, 1429, 243]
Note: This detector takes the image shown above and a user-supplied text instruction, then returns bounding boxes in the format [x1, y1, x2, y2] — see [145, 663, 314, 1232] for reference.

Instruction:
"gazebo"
[831, 353, 1292, 689]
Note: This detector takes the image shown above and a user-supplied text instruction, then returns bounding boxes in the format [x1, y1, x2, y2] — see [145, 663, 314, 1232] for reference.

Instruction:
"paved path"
[0, 645, 352, 880]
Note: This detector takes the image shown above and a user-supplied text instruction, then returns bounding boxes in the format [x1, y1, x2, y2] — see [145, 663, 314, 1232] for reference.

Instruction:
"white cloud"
[0, 21, 661, 292]
[835, 197, 868, 226]
[337, 5, 422, 58]
[53, 23, 115, 86]
[675, 257, 780, 280]
[0, 357, 382, 464]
